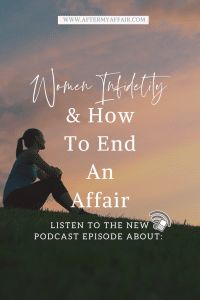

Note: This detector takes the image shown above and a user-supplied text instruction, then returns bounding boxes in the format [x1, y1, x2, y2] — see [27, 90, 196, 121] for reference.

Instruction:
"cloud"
[57, 0, 200, 34]
[137, 0, 200, 34]
[136, 0, 200, 16]
[57, 0, 133, 14]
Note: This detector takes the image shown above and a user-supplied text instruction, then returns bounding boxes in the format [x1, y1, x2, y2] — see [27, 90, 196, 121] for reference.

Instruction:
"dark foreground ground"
[0, 207, 200, 300]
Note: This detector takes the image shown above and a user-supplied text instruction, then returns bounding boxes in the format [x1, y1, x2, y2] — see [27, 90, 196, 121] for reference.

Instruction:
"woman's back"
[3, 149, 38, 203]
[3, 129, 82, 214]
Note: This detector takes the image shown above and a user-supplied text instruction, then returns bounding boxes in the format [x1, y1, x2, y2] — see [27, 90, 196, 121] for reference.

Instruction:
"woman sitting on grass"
[3, 128, 88, 214]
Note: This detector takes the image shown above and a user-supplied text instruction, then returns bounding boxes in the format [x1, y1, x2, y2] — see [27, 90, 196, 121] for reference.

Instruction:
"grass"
[0, 207, 200, 300]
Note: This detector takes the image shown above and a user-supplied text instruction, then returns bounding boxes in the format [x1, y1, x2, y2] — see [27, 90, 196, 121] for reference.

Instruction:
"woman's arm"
[37, 167, 62, 180]
[24, 150, 62, 177]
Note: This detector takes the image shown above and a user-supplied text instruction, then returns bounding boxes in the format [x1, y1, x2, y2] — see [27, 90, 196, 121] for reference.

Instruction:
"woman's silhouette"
[3, 128, 87, 214]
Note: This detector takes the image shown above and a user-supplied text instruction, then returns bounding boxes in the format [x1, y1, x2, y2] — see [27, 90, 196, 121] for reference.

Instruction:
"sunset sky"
[1, 0, 200, 225]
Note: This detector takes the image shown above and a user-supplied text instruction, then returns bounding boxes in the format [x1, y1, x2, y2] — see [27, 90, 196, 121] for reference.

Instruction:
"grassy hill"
[0, 207, 200, 300]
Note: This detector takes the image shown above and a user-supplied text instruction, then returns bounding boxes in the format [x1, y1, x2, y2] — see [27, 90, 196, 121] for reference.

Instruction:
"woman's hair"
[16, 128, 41, 158]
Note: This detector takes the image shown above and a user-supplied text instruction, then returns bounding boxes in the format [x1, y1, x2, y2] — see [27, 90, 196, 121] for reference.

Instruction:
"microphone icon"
[149, 210, 171, 232]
